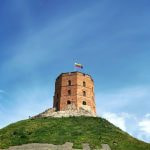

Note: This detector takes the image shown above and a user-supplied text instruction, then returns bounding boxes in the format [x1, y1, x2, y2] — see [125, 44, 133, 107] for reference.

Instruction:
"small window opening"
[67, 100, 71, 105]
[83, 81, 86, 87]
[68, 80, 71, 86]
[56, 102, 59, 111]
[92, 87, 94, 92]
[68, 90, 71, 95]
[83, 91, 86, 96]
[83, 101, 86, 105]
[56, 93, 59, 98]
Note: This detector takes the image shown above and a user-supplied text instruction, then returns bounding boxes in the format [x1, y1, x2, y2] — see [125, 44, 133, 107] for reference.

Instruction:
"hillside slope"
[0, 117, 150, 150]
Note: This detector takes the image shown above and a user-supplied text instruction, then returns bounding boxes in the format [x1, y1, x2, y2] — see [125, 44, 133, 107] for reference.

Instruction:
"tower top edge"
[56, 71, 94, 81]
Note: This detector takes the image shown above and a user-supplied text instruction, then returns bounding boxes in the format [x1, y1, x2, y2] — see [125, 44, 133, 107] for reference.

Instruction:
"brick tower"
[53, 72, 96, 114]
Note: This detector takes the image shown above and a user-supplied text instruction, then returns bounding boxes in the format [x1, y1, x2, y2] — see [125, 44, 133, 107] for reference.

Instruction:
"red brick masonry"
[53, 72, 96, 114]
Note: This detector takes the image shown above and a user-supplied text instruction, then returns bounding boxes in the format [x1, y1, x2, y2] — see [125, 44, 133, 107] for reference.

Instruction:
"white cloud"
[137, 114, 150, 142]
[102, 112, 127, 131]
[139, 116, 150, 134]
[145, 114, 150, 118]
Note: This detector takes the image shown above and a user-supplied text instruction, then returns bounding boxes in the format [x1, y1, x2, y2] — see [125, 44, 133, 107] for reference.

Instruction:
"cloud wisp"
[138, 114, 150, 142]
[139, 119, 150, 134]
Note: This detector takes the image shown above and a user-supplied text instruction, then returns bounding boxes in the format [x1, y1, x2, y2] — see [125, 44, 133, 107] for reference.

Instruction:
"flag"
[74, 63, 83, 69]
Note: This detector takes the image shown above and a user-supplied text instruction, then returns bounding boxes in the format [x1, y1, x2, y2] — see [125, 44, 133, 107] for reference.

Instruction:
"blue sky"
[0, 0, 150, 143]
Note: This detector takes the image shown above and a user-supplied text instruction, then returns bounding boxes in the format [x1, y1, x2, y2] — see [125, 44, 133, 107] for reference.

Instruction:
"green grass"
[0, 116, 150, 150]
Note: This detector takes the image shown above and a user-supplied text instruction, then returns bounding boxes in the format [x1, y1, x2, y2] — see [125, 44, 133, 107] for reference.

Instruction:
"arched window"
[56, 102, 59, 111]
[67, 100, 71, 105]
[83, 91, 86, 96]
[68, 90, 71, 95]
[82, 101, 86, 105]
[68, 80, 71, 86]
[83, 81, 86, 87]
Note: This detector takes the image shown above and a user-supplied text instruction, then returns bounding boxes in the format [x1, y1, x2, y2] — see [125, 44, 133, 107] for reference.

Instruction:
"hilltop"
[0, 116, 150, 150]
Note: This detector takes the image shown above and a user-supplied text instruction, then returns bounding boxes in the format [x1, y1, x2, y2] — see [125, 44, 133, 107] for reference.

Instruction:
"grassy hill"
[0, 116, 150, 150]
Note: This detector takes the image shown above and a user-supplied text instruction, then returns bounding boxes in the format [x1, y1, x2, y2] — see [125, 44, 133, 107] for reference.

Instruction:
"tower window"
[67, 100, 71, 105]
[83, 81, 86, 87]
[68, 90, 71, 95]
[56, 93, 59, 98]
[83, 101, 86, 105]
[56, 102, 59, 111]
[68, 80, 71, 86]
[83, 91, 86, 96]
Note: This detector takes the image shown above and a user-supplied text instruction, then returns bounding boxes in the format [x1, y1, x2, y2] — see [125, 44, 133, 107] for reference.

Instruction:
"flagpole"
[74, 62, 77, 72]
[74, 63, 76, 72]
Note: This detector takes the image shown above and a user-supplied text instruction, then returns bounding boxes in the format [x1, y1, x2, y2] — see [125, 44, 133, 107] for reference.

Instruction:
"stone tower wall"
[53, 72, 96, 114]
